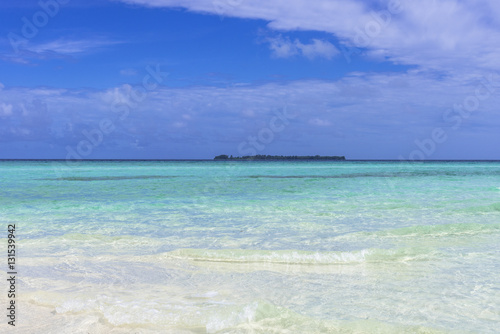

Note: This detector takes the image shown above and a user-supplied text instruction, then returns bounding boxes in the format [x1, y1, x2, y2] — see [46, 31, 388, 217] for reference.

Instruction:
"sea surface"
[1, 160, 499, 333]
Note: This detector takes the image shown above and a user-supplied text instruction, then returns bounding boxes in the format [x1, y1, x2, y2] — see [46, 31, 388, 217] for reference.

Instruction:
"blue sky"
[0, 0, 499, 159]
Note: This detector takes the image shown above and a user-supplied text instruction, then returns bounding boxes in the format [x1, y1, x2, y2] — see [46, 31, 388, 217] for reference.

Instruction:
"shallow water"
[1, 160, 499, 333]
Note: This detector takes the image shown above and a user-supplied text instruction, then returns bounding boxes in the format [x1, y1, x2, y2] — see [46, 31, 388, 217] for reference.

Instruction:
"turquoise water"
[1, 160, 499, 333]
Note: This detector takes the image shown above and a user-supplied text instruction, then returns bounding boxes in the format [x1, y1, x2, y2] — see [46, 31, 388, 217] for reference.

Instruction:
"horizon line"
[1, 159, 500, 162]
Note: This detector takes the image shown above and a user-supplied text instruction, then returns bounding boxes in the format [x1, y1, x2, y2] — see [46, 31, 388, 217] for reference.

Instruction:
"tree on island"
[214, 155, 346, 161]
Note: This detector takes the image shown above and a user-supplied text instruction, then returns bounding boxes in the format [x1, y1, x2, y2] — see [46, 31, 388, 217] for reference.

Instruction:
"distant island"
[214, 155, 346, 161]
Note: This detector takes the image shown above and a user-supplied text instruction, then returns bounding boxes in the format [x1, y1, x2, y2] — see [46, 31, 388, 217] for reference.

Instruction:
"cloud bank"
[1, 71, 499, 159]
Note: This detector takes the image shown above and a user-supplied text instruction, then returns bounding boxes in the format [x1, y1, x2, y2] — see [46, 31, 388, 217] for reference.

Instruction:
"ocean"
[1, 160, 499, 333]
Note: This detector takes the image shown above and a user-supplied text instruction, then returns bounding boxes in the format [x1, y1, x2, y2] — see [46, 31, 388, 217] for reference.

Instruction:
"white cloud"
[267, 36, 339, 59]
[0, 103, 13, 117]
[120, 68, 139, 76]
[267, 36, 298, 58]
[1, 38, 122, 63]
[113, 0, 500, 74]
[27, 39, 120, 55]
[295, 39, 339, 59]
[99, 84, 138, 106]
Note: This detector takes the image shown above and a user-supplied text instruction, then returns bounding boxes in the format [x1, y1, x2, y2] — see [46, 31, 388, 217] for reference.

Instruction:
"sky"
[0, 0, 499, 160]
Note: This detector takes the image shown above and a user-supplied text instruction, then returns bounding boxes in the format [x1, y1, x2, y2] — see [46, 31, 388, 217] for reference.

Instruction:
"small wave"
[165, 247, 438, 265]
[26, 292, 447, 334]
[204, 301, 447, 334]
[460, 202, 500, 213]
[371, 222, 500, 238]
[27, 296, 447, 333]
[20, 233, 167, 257]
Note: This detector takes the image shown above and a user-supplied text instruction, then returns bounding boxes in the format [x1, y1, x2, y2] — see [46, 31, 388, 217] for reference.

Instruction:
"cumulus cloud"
[266, 36, 339, 59]
[296, 39, 339, 59]
[267, 35, 299, 58]
[0, 99, 54, 143]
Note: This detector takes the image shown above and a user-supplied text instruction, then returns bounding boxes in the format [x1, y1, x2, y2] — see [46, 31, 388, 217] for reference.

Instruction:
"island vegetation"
[214, 155, 346, 161]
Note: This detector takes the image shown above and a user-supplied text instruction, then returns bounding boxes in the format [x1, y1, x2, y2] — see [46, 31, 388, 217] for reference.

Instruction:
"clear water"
[1, 160, 499, 333]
